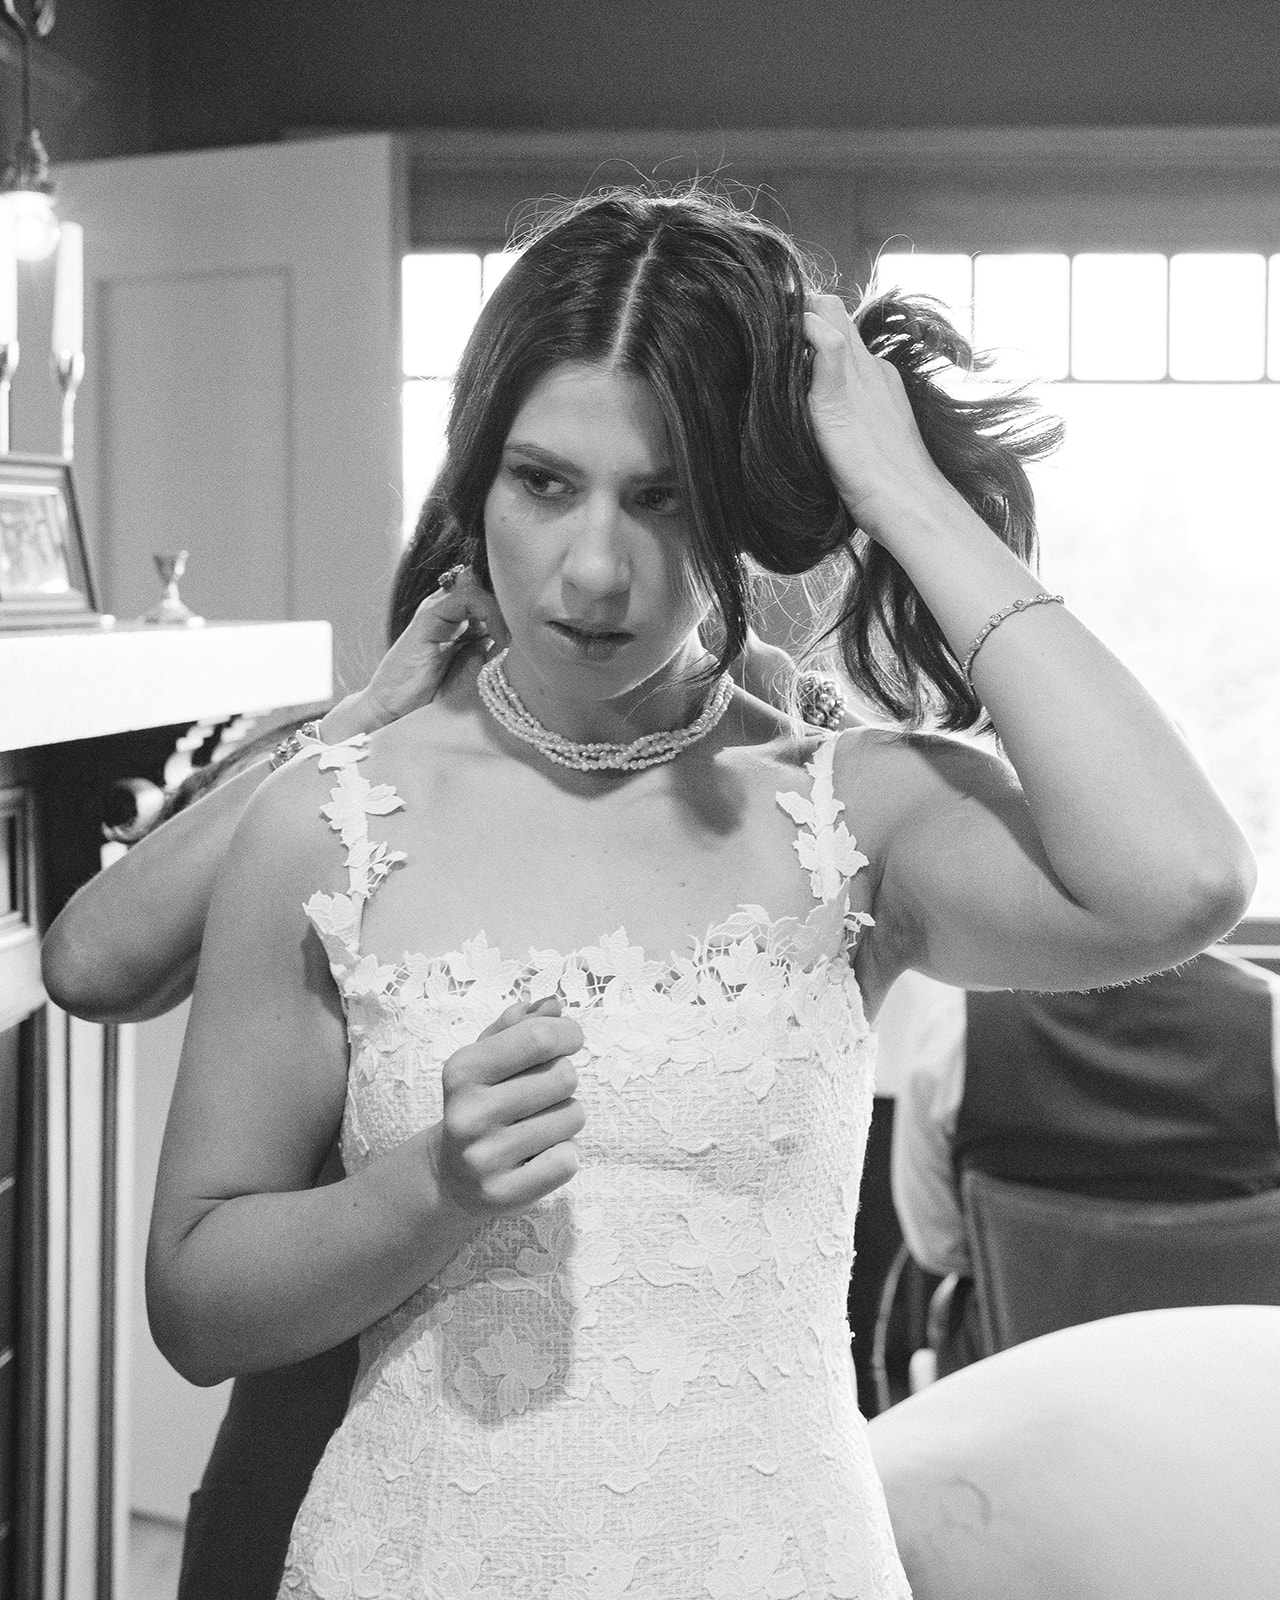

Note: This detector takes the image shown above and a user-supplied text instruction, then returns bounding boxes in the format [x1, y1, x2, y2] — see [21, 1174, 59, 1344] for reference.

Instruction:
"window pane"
[973, 253, 1070, 380]
[483, 250, 521, 301]
[874, 252, 973, 339]
[402, 253, 482, 376]
[1169, 254, 1265, 381]
[1270, 256, 1280, 381]
[1030, 383, 1280, 911]
[1071, 255, 1168, 380]
[402, 377, 452, 539]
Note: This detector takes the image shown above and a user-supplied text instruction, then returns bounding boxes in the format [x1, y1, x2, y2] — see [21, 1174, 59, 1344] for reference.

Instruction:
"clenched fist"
[428, 995, 585, 1218]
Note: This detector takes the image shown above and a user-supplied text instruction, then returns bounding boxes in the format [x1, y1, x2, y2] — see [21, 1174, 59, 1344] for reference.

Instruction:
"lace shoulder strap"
[297, 731, 407, 980]
[775, 733, 869, 905]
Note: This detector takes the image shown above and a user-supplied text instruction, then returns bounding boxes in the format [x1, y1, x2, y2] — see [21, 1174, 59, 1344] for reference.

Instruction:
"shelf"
[0, 620, 333, 752]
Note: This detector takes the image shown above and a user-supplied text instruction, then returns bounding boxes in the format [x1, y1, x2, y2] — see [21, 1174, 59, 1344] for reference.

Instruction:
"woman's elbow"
[1145, 843, 1258, 960]
[41, 922, 122, 1022]
[145, 1243, 232, 1388]
[41, 918, 194, 1023]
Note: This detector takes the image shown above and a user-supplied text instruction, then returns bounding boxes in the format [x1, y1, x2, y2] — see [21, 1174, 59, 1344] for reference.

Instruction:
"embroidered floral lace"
[278, 730, 910, 1599]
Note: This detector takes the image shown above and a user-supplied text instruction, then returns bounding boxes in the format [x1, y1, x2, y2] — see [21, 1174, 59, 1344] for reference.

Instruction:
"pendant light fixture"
[1, 0, 61, 262]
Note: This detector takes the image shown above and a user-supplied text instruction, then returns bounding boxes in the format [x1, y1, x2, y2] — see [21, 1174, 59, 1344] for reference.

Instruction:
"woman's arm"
[803, 297, 1255, 999]
[147, 758, 583, 1385]
[41, 581, 492, 1023]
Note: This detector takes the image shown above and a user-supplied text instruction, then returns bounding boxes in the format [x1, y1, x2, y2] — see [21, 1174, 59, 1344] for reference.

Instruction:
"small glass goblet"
[141, 550, 205, 627]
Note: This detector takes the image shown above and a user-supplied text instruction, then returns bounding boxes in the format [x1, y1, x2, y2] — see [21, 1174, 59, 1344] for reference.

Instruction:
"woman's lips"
[547, 620, 633, 660]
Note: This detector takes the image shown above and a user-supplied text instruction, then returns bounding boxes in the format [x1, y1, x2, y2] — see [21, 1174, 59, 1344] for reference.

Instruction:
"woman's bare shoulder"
[221, 749, 351, 900]
[831, 723, 1020, 838]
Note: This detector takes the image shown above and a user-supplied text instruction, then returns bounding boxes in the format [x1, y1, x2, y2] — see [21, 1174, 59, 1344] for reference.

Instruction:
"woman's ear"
[467, 531, 495, 593]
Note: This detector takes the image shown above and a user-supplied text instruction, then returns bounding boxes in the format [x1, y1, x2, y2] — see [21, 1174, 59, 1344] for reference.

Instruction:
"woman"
[43, 506, 805, 1600]
[146, 187, 1250, 1596]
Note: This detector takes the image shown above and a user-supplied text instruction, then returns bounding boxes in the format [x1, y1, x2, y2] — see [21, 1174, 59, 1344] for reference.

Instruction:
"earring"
[437, 563, 467, 592]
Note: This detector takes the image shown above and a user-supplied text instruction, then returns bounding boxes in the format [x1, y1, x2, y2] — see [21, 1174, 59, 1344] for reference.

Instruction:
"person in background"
[42, 567, 497, 1600]
[891, 953, 1280, 1370]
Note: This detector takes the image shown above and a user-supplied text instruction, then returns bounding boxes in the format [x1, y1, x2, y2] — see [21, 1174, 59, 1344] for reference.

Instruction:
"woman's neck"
[499, 639, 721, 748]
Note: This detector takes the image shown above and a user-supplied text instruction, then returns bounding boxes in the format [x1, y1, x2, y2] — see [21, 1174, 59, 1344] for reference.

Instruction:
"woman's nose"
[560, 495, 632, 601]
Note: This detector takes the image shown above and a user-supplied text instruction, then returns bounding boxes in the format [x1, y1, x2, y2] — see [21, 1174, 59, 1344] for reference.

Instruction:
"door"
[13, 131, 407, 687]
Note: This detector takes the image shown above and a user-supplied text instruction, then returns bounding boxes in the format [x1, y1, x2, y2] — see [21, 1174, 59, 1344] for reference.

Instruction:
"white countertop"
[0, 619, 333, 751]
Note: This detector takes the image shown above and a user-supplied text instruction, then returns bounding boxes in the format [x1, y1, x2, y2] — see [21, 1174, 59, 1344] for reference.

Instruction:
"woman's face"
[483, 361, 711, 723]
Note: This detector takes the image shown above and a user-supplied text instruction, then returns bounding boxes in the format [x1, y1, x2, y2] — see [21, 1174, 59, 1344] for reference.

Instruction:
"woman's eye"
[638, 485, 681, 515]
[512, 465, 568, 497]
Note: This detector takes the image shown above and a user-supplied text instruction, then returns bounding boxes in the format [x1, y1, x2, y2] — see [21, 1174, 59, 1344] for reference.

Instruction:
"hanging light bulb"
[2, 131, 59, 261]
[1, 1, 61, 260]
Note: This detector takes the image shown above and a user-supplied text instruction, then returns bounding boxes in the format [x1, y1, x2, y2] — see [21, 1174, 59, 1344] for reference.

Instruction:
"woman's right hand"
[322, 570, 504, 742]
[429, 996, 586, 1219]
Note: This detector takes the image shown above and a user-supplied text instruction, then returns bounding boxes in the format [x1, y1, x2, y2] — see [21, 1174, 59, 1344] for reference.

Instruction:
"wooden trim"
[95, 1028, 119, 1600]
[0, 784, 41, 1032]
[1224, 919, 1280, 974]
[15, 1009, 49, 1600]
[400, 124, 1280, 257]
[0, 934, 42, 1037]
[402, 124, 1280, 178]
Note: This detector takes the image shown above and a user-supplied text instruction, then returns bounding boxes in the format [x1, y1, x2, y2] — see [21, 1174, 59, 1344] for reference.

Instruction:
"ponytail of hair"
[828, 291, 1064, 730]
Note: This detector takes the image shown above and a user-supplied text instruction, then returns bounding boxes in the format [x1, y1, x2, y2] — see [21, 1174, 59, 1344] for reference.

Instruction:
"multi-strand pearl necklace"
[477, 648, 735, 773]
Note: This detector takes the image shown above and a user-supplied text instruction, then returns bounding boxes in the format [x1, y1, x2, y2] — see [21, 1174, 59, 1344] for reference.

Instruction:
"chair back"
[962, 1168, 1280, 1354]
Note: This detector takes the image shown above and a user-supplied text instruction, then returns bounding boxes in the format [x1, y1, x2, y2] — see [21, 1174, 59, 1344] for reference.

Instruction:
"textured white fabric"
[278, 731, 911, 1599]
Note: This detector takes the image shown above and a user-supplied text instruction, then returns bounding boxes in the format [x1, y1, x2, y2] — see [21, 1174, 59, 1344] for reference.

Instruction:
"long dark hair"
[395, 184, 1062, 729]
[133, 184, 1059, 842]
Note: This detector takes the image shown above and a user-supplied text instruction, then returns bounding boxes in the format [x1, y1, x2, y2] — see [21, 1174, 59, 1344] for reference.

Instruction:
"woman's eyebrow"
[502, 440, 573, 469]
[503, 440, 678, 484]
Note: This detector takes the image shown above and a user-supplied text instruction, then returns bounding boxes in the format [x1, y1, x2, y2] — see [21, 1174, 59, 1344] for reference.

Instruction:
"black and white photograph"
[1, 4, 1278, 1599]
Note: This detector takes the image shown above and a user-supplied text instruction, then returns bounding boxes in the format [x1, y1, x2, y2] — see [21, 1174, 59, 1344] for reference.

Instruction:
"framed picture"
[0, 454, 102, 630]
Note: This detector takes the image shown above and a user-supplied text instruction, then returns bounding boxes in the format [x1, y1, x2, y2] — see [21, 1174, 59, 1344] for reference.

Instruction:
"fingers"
[803, 292, 881, 372]
[485, 1140, 581, 1211]
[474, 1095, 586, 1172]
[436, 999, 586, 1216]
[408, 582, 488, 647]
[476, 994, 561, 1040]
[450, 1010, 583, 1088]
[479, 1053, 580, 1126]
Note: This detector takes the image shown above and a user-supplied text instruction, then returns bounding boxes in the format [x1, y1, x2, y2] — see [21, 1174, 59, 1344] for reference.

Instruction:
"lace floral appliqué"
[279, 733, 910, 1599]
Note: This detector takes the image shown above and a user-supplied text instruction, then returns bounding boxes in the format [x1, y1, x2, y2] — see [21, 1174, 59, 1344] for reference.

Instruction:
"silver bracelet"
[269, 717, 324, 770]
[795, 671, 849, 730]
[962, 594, 1065, 686]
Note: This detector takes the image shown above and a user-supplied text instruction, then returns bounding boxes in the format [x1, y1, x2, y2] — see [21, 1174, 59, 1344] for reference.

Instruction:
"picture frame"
[0, 454, 102, 631]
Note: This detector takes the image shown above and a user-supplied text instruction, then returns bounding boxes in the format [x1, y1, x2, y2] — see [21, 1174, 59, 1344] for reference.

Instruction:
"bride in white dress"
[146, 187, 1254, 1598]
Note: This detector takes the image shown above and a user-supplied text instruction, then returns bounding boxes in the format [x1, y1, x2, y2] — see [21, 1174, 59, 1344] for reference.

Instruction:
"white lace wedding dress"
[277, 731, 911, 1599]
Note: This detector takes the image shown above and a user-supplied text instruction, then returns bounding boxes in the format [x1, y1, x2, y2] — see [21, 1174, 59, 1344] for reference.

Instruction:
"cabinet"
[0, 620, 329, 1600]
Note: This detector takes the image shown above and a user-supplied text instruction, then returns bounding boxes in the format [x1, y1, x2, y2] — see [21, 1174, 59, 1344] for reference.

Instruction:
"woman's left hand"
[323, 570, 505, 742]
[804, 293, 955, 540]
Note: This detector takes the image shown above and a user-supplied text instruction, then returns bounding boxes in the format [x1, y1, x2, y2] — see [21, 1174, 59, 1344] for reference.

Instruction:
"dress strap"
[775, 733, 869, 906]
[297, 731, 407, 978]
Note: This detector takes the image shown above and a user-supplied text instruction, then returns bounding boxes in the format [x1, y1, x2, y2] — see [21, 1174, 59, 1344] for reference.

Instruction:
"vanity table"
[0, 620, 330, 1600]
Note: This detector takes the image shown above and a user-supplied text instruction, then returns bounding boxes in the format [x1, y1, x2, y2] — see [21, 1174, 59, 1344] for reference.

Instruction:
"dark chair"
[962, 1168, 1280, 1355]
